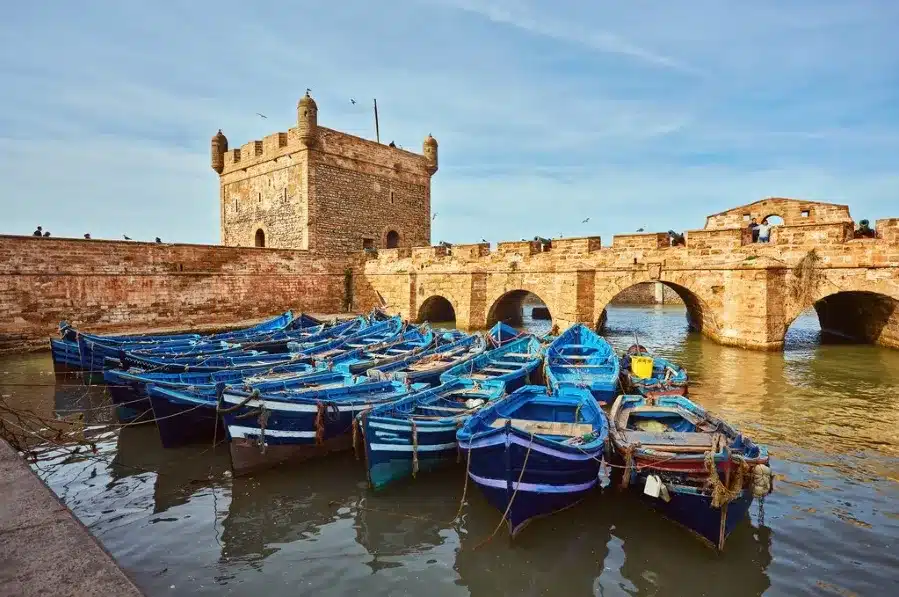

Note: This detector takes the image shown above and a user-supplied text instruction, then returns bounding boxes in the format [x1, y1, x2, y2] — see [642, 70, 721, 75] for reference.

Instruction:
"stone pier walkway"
[0, 440, 144, 597]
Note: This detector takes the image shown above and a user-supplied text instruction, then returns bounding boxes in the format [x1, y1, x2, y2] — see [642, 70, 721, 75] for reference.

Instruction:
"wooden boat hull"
[107, 382, 154, 424]
[457, 385, 608, 537]
[361, 379, 504, 491]
[459, 427, 603, 537]
[220, 380, 427, 475]
[229, 434, 353, 477]
[628, 470, 756, 547]
[439, 335, 542, 393]
[545, 324, 620, 404]
[607, 393, 772, 550]
[147, 390, 223, 449]
[364, 418, 460, 490]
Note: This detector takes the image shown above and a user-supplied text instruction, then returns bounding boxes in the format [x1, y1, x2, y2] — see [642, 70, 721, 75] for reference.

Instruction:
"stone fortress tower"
[211, 91, 438, 254]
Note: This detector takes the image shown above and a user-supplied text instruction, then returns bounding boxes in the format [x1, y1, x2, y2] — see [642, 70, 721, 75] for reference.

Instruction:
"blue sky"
[2, 0, 898, 245]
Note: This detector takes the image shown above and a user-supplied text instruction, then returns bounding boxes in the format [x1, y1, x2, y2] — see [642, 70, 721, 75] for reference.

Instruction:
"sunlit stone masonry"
[1, 93, 898, 353]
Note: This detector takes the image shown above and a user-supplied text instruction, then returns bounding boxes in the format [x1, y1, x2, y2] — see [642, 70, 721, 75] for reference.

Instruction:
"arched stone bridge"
[362, 198, 899, 351]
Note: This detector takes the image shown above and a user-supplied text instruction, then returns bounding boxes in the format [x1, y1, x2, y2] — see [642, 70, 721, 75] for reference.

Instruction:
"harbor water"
[1, 305, 898, 596]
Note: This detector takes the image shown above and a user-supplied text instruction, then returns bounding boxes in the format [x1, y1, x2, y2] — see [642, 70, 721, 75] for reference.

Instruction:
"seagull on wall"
[582, 217, 590, 223]
[636, 227, 645, 232]
[306, 88, 312, 95]
[155, 237, 162, 243]
[256, 113, 267, 119]
[123, 234, 131, 240]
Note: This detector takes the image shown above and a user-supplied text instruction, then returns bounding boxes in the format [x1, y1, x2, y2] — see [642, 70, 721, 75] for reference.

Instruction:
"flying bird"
[432, 212, 438, 220]
[582, 217, 590, 223]
[123, 235, 131, 240]
[481, 238, 488, 243]
[256, 113, 267, 119]
[306, 88, 312, 94]
[350, 98, 356, 105]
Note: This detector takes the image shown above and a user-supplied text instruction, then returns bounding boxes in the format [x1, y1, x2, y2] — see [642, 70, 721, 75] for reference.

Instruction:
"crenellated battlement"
[367, 200, 899, 271]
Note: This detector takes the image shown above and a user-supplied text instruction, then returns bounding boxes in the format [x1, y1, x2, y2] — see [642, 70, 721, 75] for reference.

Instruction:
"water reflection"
[221, 454, 364, 568]
[111, 425, 231, 515]
[605, 490, 773, 596]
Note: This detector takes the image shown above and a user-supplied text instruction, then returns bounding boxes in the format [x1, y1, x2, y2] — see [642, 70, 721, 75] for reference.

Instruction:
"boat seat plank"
[558, 355, 591, 360]
[554, 364, 613, 369]
[490, 418, 594, 437]
[501, 352, 533, 358]
[622, 430, 713, 448]
[489, 360, 526, 368]
[480, 367, 517, 374]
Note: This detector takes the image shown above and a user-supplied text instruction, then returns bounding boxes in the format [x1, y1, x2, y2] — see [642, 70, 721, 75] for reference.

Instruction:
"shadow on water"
[2, 306, 899, 597]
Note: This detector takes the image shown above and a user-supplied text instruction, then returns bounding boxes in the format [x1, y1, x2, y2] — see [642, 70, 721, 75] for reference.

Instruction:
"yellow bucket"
[631, 355, 654, 379]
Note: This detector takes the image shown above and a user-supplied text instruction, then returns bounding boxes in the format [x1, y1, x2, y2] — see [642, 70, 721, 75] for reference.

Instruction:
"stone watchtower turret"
[423, 134, 438, 175]
[298, 91, 318, 147]
[210, 129, 228, 174]
[212, 90, 438, 253]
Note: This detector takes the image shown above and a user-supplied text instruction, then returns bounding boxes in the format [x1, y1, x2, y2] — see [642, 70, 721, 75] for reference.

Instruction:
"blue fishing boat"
[58, 321, 200, 344]
[487, 321, 522, 347]
[104, 360, 316, 423]
[239, 317, 362, 353]
[545, 324, 620, 404]
[145, 369, 363, 449]
[75, 332, 243, 373]
[219, 379, 428, 475]
[439, 335, 543, 392]
[116, 350, 306, 374]
[619, 345, 689, 397]
[362, 378, 505, 490]
[456, 385, 608, 537]
[50, 338, 85, 374]
[608, 394, 773, 551]
[205, 311, 297, 342]
[367, 333, 487, 386]
[321, 325, 435, 374]
[289, 316, 404, 360]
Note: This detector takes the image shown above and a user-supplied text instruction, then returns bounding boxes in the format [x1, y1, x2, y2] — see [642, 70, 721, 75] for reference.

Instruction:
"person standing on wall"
[748, 218, 760, 243]
[756, 217, 772, 243]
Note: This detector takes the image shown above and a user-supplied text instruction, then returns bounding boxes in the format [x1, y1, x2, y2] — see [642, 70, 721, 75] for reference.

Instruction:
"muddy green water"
[1, 306, 898, 596]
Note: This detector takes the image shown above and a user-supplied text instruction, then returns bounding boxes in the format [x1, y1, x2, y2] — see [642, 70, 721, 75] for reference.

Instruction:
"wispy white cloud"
[1, 0, 898, 245]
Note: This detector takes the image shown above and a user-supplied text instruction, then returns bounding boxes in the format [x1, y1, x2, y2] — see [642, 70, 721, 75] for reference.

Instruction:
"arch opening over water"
[785, 291, 899, 348]
[601, 281, 710, 337]
[417, 295, 456, 325]
[487, 290, 550, 328]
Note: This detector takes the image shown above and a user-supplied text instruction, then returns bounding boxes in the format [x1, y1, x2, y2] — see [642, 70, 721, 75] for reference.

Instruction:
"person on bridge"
[756, 217, 772, 243]
[748, 218, 760, 243]
[855, 219, 876, 238]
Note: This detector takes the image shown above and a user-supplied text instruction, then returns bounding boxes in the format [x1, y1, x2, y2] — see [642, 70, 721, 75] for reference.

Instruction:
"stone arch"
[254, 228, 266, 247]
[416, 295, 457, 323]
[594, 273, 721, 338]
[487, 289, 552, 328]
[384, 228, 401, 249]
[782, 283, 899, 348]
